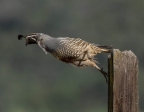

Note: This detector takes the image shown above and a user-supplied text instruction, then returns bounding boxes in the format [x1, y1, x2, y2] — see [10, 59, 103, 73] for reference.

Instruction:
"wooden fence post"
[108, 49, 139, 112]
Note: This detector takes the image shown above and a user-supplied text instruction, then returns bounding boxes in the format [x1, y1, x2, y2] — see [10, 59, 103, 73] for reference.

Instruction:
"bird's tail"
[95, 45, 113, 53]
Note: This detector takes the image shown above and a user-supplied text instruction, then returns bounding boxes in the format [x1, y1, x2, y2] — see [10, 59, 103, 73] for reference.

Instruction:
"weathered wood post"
[108, 49, 139, 112]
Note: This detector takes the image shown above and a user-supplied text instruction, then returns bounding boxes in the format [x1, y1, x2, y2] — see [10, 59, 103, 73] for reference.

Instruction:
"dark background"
[0, 0, 143, 112]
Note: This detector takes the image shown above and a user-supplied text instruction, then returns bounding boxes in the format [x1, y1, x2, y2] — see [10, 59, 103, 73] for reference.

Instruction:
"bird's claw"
[100, 67, 108, 84]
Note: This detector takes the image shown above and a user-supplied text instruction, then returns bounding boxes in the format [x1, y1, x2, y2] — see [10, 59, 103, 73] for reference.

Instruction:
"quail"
[18, 33, 112, 83]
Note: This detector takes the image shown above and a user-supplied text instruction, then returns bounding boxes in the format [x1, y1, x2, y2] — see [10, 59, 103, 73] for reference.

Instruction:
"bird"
[18, 33, 112, 83]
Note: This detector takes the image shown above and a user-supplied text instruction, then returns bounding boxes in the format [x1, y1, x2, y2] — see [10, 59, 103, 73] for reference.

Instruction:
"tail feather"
[96, 45, 113, 53]
[96, 45, 113, 49]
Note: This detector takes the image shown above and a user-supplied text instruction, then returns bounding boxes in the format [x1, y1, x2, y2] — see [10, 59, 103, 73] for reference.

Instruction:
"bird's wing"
[52, 37, 90, 61]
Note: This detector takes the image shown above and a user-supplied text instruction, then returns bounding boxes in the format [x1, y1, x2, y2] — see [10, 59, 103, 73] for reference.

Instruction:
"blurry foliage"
[0, 0, 144, 112]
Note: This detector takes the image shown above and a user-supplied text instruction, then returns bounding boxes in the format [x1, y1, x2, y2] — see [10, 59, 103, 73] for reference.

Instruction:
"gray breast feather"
[42, 38, 60, 53]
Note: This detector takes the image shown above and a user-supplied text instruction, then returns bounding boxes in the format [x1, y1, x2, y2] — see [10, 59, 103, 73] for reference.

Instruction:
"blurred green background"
[0, 0, 143, 112]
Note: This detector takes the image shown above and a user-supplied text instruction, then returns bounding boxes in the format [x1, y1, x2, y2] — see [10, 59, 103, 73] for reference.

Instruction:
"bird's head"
[18, 33, 42, 46]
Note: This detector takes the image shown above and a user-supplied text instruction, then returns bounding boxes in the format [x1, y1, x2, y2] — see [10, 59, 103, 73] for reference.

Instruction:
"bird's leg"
[77, 52, 87, 66]
[99, 67, 108, 83]
[81, 50, 108, 83]
[95, 64, 108, 84]
[86, 50, 93, 60]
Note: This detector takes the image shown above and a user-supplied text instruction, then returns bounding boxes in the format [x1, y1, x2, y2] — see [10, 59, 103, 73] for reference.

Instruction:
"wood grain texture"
[108, 49, 139, 112]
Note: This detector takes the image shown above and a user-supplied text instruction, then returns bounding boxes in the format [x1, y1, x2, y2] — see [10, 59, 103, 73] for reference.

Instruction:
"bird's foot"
[100, 67, 108, 84]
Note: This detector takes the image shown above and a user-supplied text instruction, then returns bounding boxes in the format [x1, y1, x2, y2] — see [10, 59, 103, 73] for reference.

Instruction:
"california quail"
[18, 33, 112, 83]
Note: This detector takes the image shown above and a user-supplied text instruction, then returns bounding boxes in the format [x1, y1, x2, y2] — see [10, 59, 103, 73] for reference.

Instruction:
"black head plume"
[18, 35, 25, 40]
